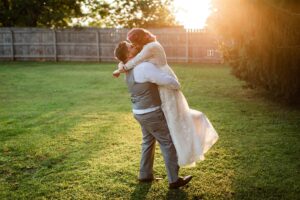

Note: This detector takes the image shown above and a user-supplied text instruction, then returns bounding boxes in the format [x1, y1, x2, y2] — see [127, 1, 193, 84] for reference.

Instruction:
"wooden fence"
[0, 28, 223, 63]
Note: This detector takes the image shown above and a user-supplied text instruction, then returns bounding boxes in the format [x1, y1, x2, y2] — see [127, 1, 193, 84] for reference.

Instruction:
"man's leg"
[134, 115, 156, 180]
[156, 134, 179, 183]
[146, 110, 193, 188]
[139, 109, 179, 183]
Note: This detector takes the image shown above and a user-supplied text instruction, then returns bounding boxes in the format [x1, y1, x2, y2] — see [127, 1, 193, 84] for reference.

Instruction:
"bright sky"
[173, 0, 212, 29]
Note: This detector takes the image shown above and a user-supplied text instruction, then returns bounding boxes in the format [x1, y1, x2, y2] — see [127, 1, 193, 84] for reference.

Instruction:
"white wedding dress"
[124, 41, 219, 166]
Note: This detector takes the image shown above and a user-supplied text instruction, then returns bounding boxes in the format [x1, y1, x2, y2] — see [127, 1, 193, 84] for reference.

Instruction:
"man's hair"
[114, 41, 129, 63]
[127, 28, 156, 46]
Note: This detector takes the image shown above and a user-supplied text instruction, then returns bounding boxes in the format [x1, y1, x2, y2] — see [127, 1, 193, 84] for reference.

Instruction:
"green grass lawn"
[0, 62, 299, 200]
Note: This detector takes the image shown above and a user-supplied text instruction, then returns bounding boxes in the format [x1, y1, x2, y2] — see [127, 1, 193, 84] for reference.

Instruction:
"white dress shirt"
[129, 62, 180, 114]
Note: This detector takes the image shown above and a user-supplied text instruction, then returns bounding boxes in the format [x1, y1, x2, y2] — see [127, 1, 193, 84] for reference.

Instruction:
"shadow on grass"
[129, 183, 189, 200]
[0, 112, 130, 197]
[130, 182, 152, 200]
[166, 188, 188, 200]
[233, 185, 287, 200]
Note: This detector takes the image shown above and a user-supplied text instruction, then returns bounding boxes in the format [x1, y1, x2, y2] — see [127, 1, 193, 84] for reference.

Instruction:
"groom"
[114, 41, 192, 189]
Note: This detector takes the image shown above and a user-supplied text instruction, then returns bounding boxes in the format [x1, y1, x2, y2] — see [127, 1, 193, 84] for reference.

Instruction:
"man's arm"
[134, 63, 180, 90]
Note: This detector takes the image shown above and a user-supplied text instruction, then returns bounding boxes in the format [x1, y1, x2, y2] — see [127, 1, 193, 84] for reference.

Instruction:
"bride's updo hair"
[127, 28, 156, 46]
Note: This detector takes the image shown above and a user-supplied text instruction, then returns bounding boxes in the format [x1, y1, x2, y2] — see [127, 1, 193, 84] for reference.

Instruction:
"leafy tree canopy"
[0, 0, 93, 27]
[87, 0, 178, 28]
[0, 0, 177, 28]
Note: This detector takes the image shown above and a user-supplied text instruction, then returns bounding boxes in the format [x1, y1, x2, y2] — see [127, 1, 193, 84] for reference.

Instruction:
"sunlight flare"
[174, 0, 212, 29]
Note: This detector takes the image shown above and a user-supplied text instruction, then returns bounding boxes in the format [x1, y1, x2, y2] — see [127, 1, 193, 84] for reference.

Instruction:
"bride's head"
[127, 28, 156, 48]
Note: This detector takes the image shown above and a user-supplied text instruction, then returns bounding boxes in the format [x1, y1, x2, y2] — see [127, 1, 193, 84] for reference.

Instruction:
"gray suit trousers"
[134, 108, 179, 183]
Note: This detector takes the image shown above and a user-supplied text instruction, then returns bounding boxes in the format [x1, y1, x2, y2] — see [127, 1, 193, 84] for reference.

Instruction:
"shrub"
[210, 0, 300, 103]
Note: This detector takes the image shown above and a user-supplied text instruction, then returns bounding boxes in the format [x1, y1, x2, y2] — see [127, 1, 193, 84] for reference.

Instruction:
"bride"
[114, 28, 219, 167]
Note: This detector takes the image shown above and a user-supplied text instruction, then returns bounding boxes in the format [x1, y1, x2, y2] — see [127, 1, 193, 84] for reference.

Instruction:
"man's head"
[114, 41, 140, 63]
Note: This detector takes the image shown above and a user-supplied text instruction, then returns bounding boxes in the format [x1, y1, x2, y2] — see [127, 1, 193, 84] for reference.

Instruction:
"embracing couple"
[113, 28, 219, 189]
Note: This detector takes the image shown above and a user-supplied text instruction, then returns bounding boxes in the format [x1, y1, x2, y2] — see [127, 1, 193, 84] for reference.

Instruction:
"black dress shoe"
[169, 175, 193, 189]
[138, 177, 163, 183]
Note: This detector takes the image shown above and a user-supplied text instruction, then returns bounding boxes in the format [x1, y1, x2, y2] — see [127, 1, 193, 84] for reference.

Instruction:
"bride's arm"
[123, 42, 158, 70]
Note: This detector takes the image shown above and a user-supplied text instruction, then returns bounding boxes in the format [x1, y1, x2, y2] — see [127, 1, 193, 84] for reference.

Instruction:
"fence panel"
[99, 28, 128, 61]
[12, 28, 55, 61]
[152, 28, 188, 62]
[56, 30, 98, 61]
[0, 28, 223, 63]
[0, 29, 13, 60]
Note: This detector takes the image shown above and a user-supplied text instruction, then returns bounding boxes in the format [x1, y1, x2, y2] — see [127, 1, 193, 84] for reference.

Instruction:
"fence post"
[53, 30, 57, 62]
[185, 29, 189, 63]
[96, 30, 101, 62]
[10, 29, 14, 61]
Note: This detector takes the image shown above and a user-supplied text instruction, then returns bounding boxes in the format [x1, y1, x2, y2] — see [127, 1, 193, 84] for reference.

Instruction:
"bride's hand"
[118, 62, 126, 73]
[113, 69, 120, 78]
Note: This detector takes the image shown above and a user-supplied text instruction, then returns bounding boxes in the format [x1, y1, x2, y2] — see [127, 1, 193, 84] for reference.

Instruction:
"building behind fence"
[0, 28, 223, 63]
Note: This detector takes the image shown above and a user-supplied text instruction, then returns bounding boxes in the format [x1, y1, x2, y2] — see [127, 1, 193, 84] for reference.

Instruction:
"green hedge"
[210, 0, 300, 103]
